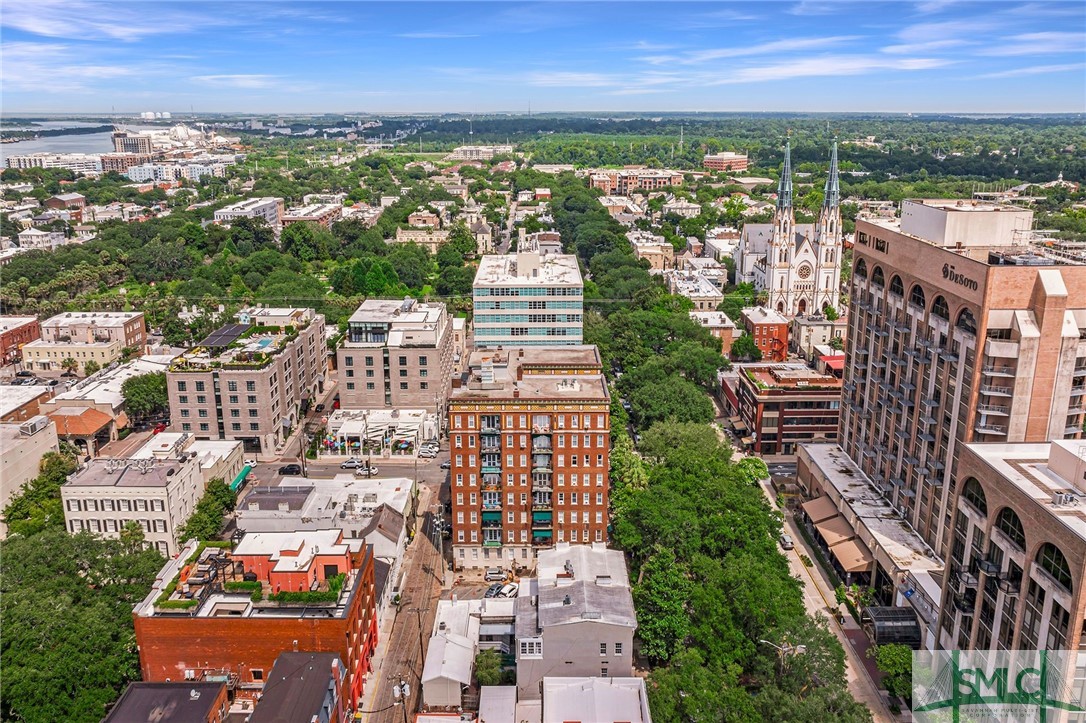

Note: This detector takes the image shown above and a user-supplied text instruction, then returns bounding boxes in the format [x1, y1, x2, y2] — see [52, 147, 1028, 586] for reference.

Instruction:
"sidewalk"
[760, 479, 897, 722]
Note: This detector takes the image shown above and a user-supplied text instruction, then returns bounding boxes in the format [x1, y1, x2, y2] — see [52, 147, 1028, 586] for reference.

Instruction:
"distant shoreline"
[1, 125, 114, 144]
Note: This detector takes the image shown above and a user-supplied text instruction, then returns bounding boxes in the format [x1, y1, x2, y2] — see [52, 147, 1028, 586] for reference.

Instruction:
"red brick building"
[741, 307, 790, 362]
[703, 152, 749, 172]
[0, 316, 42, 365]
[448, 346, 611, 568]
[133, 531, 378, 711]
[721, 364, 842, 458]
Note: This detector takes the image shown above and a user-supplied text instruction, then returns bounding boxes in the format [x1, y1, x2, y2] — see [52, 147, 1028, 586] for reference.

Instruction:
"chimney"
[516, 366, 523, 381]
[513, 389, 520, 399]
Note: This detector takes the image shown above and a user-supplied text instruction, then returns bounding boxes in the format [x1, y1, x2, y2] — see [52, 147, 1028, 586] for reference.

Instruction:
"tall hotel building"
[472, 250, 583, 348]
[448, 346, 610, 567]
[799, 199, 1086, 648]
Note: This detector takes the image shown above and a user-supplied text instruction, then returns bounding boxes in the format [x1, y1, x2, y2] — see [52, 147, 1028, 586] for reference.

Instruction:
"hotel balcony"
[1074, 366, 1086, 378]
[977, 557, 1001, 577]
[980, 384, 1013, 397]
[974, 423, 1008, 436]
[481, 425, 501, 435]
[977, 403, 1010, 416]
[1065, 425, 1083, 436]
[482, 501, 502, 511]
[982, 365, 1016, 377]
[531, 442, 553, 453]
[532, 424, 552, 434]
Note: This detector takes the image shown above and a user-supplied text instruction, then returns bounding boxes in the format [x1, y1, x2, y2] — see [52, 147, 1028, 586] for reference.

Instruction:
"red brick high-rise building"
[448, 346, 611, 569]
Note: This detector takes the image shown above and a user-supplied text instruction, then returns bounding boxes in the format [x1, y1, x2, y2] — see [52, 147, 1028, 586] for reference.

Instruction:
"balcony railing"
[977, 404, 1010, 416]
[483, 540, 503, 547]
[481, 465, 502, 474]
[980, 384, 1013, 397]
[982, 365, 1016, 377]
[532, 425, 552, 434]
[481, 426, 501, 435]
[482, 501, 502, 510]
[975, 423, 1008, 435]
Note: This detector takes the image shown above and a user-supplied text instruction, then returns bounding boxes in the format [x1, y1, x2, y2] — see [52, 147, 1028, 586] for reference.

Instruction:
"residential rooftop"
[133, 534, 370, 619]
[103, 682, 226, 723]
[536, 542, 630, 588]
[742, 364, 843, 391]
[0, 384, 52, 418]
[344, 297, 447, 348]
[66, 457, 190, 488]
[690, 311, 736, 329]
[665, 271, 723, 298]
[41, 310, 143, 330]
[865, 199, 1084, 265]
[516, 579, 636, 638]
[0, 315, 38, 333]
[250, 653, 344, 723]
[542, 677, 651, 723]
[453, 347, 608, 403]
[801, 443, 943, 575]
[965, 440, 1086, 542]
[283, 202, 340, 219]
[474, 251, 582, 287]
[742, 307, 790, 325]
[51, 355, 174, 411]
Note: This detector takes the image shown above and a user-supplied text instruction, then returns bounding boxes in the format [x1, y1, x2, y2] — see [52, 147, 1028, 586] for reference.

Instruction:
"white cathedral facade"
[737, 141, 843, 317]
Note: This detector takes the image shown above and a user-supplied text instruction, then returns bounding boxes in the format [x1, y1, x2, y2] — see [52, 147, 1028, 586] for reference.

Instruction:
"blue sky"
[2, 1, 1083, 113]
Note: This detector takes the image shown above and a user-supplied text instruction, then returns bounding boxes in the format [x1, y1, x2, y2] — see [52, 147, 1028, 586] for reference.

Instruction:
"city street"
[758, 479, 896, 722]
[357, 485, 445, 723]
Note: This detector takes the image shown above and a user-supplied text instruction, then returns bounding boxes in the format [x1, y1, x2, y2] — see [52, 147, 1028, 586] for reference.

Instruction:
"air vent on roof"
[563, 595, 571, 606]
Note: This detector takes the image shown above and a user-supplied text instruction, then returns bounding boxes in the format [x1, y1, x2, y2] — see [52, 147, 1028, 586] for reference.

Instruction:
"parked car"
[418, 450, 438, 459]
[340, 458, 362, 469]
[621, 399, 632, 412]
[484, 567, 505, 582]
[278, 464, 302, 475]
[354, 466, 379, 477]
[779, 534, 795, 551]
[152, 423, 167, 435]
[440, 461, 451, 470]
[484, 583, 503, 599]
[499, 582, 519, 598]
[244, 459, 258, 467]
[314, 403, 325, 414]
[15, 370, 34, 378]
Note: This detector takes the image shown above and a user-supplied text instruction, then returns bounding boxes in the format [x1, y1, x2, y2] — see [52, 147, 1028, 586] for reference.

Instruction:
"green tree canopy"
[121, 372, 168, 424]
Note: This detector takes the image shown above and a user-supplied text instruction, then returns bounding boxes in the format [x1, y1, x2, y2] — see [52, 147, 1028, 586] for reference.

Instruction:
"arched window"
[995, 508, 1025, 550]
[956, 309, 977, 335]
[961, 477, 987, 516]
[871, 265, 885, 288]
[889, 275, 904, 297]
[931, 295, 950, 320]
[855, 258, 868, 279]
[909, 284, 926, 309]
[1036, 543, 1073, 593]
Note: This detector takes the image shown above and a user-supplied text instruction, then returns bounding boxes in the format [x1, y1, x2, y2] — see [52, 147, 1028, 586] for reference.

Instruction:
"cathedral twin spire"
[774, 138, 840, 212]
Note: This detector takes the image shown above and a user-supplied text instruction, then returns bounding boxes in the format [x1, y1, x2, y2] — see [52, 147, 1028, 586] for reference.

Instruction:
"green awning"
[481, 511, 502, 522]
[532, 530, 553, 538]
[230, 464, 253, 492]
[532, 511, 552, 522]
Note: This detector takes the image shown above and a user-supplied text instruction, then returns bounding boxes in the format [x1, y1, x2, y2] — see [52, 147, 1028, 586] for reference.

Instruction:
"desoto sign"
[943, 263, 979, 291]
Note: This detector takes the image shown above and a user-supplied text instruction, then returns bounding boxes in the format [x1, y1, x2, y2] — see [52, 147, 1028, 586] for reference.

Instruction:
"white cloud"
[978, 62, 1086, 78]
[2, 0, 212, 41]
[191, 74, 281, 89]
[709, 54, 951, 84]
[643, 36, 859, 66]
[397, 32, 480, 39]
[882, 39, 970, 54]
[2, 41, 135, 92]
[977, 31, 1086, 56]
[525, 72, 617, 88]
[677, 9, 760, 29]
[606, 88, 673, 96]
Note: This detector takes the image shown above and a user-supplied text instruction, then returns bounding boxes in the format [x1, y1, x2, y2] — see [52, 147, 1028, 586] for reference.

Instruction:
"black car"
[15, 370, 34, 378]
[484, 583, 503, 599]
[314, 404, 325, 414]
[278, 464, 302, 475]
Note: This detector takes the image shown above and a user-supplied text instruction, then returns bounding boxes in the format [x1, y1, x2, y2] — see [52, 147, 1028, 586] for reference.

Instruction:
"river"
[0, 123, 166, 156]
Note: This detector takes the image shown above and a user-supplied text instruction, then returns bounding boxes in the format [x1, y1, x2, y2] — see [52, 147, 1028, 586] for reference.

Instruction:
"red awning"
[820, 355, 845, 370]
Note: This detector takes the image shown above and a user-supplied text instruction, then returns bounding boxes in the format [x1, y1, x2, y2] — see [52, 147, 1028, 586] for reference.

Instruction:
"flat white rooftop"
[0, 316, 37, 333]
[0, 385, 52, 418]
[474, 252, 582, 287]
[50, 355, 175, 411]
[42, 310, 142, 329]
[966, 440, 1086, 542]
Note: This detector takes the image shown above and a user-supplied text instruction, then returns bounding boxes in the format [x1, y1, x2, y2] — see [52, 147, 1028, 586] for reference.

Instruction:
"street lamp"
[759, 640, 807, 676]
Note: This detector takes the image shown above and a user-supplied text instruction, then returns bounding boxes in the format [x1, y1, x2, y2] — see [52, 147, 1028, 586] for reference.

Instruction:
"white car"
[354, 466, 379, 477]
[340, 458, 362, 469]
[499, 582, 519, 598]
[418, 450, 438, 459]
[244, 459, 258, 467]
